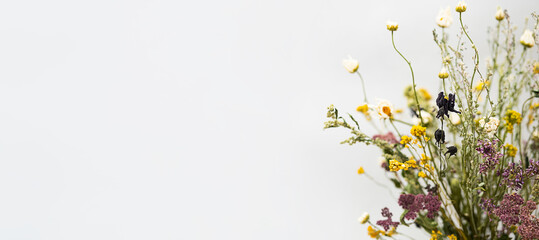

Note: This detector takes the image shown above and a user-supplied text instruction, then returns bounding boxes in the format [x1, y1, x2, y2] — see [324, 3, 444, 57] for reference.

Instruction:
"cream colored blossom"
[386, 21, 398, 31]
[375, 99, 394, 119]
[520, 30, 535, 48]
[342, 56, 359, 73]
[438, 67, 449, 79]
[495, 7, 505, 21]
[479, 117, 500, 136]
[358, 212, 370, 224]
[449, 112, 461, 125]
[412, 110, 433, 125]
[436, 7, 453, 28]
[456, 1, 467, 12]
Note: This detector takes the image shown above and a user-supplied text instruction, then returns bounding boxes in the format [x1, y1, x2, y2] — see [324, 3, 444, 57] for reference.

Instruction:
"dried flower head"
[436, 7, 453, 28]
[359, 212, 370, 224]
[438, 67, 449, 79]
[478, 117, 500, 136]
[376, 207, 399, 231]
[375, 99, 394, 119]
[386, 21, 399, 31]
[520, 30, 535, 48]
[495, 7, 505, 21]
[342, 56, 359, 73]
[410, 125, 426, 137]
[455, 1, 467, 12]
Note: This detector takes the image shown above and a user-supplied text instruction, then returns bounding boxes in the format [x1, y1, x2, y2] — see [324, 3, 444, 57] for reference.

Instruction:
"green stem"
[356, 72, 369, 103]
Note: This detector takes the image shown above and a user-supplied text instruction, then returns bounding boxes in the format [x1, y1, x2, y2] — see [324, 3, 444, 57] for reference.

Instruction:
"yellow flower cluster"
[367, 226, 395, 238]
[504, 144, 518, 157]
[400, 135, 413, 145]
[356, 104, 372, 120]
[448, 234, 457, 240]
[504, 110, 522, 133]
[534, 62, 539, 74]
[418, 88, 432, 101]
[357, 167, 365, 174]
[430, 230, 443, 240]
[411, 125, 427, 137]
[389, 159, 417, 172]
[418, 171, 427, 178]
[474, 80, 490, 91]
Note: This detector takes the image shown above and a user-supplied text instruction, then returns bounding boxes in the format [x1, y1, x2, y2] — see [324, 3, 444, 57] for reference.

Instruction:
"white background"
[0, 0, 537, 239]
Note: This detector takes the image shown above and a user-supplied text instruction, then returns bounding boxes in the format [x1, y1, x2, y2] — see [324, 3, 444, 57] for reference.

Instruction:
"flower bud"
[386, 21, 398, 31]
[455, 1, 467, 13]
[358, 212, 370, 224]
[436, 7, 453, 28]
[495, 7, 505, 21]
[438, 67, 449, 79]
[342, 56, 359, 73]
[533, 62, 539, 74]
[520, 30, 535, 48]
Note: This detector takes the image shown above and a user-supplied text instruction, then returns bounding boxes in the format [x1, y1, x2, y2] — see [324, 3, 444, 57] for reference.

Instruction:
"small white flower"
[438, 67, 449, 79]
[456, 1, 467, 13]
[520, 30, 535, 48]
[358, 212, 370, 224]
[436, 7, 453, 28]
[342, 56, 359, 73]
[449, 112, 461, 125]
[375, 99, 394, 119]
[479, 117, 499, 136]
[495, 7, 505, 21]
[386, 21, 398, 31]
[412, 110, 433, 125]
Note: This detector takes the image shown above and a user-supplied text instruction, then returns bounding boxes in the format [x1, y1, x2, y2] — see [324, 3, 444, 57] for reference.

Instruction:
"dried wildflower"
[376, 207, 399, 231]
[504, 144, 518, 157]
[400, 135, 413, 146]
[500, 162, 525, 190]
[449, 112, 461, 125]
[343, 56, 359, 73]
[411, 125, 426, 137]
[480, 198, 496, 215]
[493, 193, 524, 226]
[386, 21, 398, 31]
[398, 193, 441, 220]
[359, 212, 370, 224]
[435, 129, 445, 145]
[418, 171, 427, 178]
[357, 167, 365, 175]
[375, 99, 394, 119]
[524, 159, 539, 177]
[436, 92, 460, 119]
[495, 7, 505, 21]
[455, 1, 467, 12]
[520, 30, 535, 48]
[436, 7, 453, 28]
[418, 88, 432, 101]
[367, 225, 380, 238]
[420, 153, 431, 165]
[373, 132, 399, 144]
[445, 146, 458, 158]
[438, 67, 449, 79]
[448, 234, 457, 240]
[389, 160, 405, 172]
[474, 80, 490, 91]
[518, 201, 539, 240]
[477, 139, 503, 173]
[479, 117, 500, 136]
[430, 230, 443, 240]
[504, 110, 522, 133]
[534, 62, 539, 74]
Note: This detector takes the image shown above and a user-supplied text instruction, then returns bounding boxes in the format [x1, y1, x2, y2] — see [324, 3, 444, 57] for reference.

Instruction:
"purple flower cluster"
[499, 163, 525, 190]
[518, 201, 539, 240]
[372, 132, 399, 144]
[524, 159, 539, 176]
[398, 193, 441, 220]
[376, 207, 399, 231]
[480, 198, 496, 215]
[476, 139, 503, 173]
[493, 193, 524, 226]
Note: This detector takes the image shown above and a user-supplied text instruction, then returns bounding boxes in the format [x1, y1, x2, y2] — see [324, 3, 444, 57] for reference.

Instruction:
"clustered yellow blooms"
[357, 167, 365, 175]
[448, 234, 457, 240]
[418, 88, 432, 101]
[504, 110, 522, 133]
[534, 62, 539, 74]
[418, 171, 427, 178]
[356, 104, 372, 120]
[410, 125, 427, 137]
[389, 158, 418, 172]
[429, 231, 457, 240]
[504, 144, 518, 157]
[367, 226, 395, 238]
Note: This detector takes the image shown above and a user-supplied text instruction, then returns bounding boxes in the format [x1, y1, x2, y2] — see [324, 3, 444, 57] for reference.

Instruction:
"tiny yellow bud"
[438, 67, 449, 79]
[520, 30, 535, 48]
[533, 62, 539, 74]
[386, 21, 399, 31]
[418, 171, 426, 178]
[495, 7, 505, 21]
[357, 167, 365, 175]
[343, 56, 359, 73]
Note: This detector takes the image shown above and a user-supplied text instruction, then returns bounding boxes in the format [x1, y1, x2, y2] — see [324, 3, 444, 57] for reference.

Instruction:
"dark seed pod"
[445, 146, 458, 158]
[435, 129, 445, 145]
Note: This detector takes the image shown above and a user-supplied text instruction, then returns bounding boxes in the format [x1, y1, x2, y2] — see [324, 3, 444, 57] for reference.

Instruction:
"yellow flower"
[474, 80, 490, 91]
[386, 20, 399, 31]
[367, 226, 381, 238]
[358, 167, 365, 175]
[520, 30, 535, 48]
[410, 125, 426, 137]
[495, 7, 505, 21]
[389, 160, 405, 172]
[438, 67, 449, 79]
[358, 212, 370, 224]
[418, 171, 427, 178]
[405, 159, 418, 169]
[420, 153, 431, 165]
[383, 227, 396, 236]
[533, 62, 539, 74]
[504, 110, 522, 133]
[504, 144, 518, 158]
[430, 230, 443, 240]
[356, 104, 368, 113]
[436, 7, 453, 28]
[418, 88, 432, 101]
[400, 135, 413, 145]
[448, 234, 458, 240]
[455, 1, 467, 13]
[343, 56, 359, 73]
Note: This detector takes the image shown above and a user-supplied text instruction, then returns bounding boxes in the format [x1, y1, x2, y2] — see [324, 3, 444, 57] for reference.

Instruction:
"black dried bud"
[445, 146, 458, 158]
[435, 129, 445, 145]
[436, 92, 461, 119]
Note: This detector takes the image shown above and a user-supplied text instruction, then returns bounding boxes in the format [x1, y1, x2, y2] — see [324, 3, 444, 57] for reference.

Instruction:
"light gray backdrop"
[0, 0, 537, 239]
